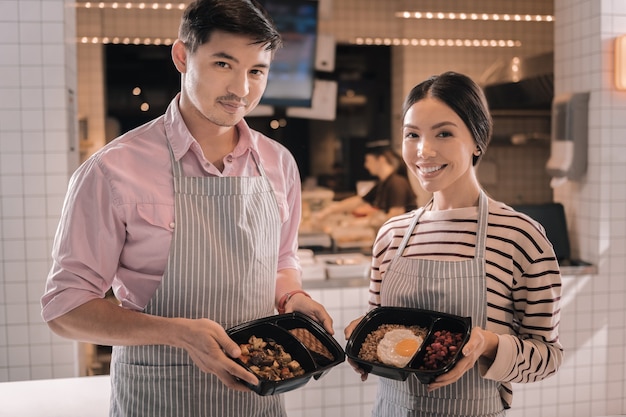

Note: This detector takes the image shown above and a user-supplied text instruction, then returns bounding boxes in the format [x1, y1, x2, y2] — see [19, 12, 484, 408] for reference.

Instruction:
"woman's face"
[402, 97, 479, 196]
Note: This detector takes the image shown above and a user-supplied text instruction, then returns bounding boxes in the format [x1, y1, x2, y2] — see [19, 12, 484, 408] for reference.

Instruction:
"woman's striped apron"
[373, 191, 505, 417]
[109, 142, 286, 416]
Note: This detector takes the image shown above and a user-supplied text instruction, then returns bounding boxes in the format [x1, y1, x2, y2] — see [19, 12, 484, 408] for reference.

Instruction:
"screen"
[259, 0, 319, 108]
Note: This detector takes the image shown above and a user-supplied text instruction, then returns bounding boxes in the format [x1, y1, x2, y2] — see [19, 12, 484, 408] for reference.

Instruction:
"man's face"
[173, 30, 273, 127]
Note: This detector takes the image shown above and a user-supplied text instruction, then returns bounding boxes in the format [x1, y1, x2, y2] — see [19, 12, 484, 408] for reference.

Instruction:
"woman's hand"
[426, 326, 499, 392]
[344, 316, 369, 381]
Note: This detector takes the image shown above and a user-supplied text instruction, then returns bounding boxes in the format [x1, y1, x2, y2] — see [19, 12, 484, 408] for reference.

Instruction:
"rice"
[357, 324, 429, 363]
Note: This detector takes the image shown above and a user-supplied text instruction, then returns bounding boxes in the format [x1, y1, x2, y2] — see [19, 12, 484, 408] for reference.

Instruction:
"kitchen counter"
[299, 247, 597, 290]
[0, 375, 110, 417]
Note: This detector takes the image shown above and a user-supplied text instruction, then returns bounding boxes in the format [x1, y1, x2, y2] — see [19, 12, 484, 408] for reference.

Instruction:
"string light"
[76, 2, 186, 10]
[79, 36, 175, 45]
[396, 11, 553, 22]
[354, 37, 521, 48]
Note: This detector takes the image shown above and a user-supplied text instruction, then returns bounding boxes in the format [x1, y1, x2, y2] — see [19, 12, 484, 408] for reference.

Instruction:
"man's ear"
[171, 40, 187, 73]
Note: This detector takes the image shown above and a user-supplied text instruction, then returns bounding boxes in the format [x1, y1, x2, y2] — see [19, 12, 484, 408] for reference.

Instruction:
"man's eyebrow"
[211, 51, 270, 69]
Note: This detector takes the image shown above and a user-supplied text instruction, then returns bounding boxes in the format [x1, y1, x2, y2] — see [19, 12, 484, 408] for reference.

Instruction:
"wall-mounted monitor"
[258, 0, 319, 108]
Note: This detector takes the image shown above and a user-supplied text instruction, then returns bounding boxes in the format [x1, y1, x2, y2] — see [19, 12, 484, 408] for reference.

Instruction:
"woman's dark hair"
[365, 144, 408, 178]
[402, 71, 492, 166]
[178, 0, 282, 54]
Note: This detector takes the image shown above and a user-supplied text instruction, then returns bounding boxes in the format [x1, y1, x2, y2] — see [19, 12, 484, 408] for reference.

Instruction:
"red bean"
[418, 330, 464, 370]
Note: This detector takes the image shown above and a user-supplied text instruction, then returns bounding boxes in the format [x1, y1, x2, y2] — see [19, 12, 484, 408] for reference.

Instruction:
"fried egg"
[377, 328, 424, 368]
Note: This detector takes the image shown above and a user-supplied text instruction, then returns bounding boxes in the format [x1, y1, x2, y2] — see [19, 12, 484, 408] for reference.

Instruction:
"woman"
[315, 144, 417, 227]
[345, 72, 563, 416]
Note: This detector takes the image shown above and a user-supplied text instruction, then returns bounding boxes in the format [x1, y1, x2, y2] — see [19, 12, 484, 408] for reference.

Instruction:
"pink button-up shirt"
[41, 97, 302, 322]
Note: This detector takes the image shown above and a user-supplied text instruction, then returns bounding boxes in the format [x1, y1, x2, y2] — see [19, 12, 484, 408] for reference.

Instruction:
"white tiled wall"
[1, 0, 625, 416]
[544, 1, 626, 416]
[0, 0, 79, 381]
[284, 286, 378, 417]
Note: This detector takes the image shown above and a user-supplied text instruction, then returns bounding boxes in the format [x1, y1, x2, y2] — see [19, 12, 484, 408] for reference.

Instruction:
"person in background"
[40, 1, 333, 416]
[345, 72, 563, 416]
[315, 143, 417, 227]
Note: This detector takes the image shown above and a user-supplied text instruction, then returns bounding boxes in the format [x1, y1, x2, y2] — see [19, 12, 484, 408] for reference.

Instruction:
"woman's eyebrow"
[431, 121, 457, 129]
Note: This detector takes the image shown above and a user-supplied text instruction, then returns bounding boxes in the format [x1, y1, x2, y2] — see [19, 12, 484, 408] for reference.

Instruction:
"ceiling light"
[395, 11, 554, 22]
[353, 37, 521, 48]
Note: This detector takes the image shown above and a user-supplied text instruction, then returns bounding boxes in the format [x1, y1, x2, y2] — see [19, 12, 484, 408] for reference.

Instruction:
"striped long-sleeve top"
[368, 197, 563, 408]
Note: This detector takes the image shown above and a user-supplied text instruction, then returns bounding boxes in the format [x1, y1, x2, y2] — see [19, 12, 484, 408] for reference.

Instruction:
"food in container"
[227, 312, 345, 395]
[345, 307, 471, 383]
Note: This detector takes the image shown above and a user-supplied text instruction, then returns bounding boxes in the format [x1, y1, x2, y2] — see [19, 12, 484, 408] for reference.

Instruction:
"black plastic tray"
[345, 307, 471, 383]
[227, 312, 345, 395]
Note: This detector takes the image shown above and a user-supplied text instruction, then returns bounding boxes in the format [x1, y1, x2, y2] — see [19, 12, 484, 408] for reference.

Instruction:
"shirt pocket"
[135, 203, 175, 231]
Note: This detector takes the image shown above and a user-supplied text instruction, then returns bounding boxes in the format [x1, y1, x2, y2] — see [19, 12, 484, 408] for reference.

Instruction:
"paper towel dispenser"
[546, 92, 590, 186]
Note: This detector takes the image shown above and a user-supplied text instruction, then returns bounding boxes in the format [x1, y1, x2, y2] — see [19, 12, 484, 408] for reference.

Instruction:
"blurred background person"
[315, 143, 417, 228]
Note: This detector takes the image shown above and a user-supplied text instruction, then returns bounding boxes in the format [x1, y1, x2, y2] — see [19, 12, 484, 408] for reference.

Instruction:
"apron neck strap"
[396, 190, 488, 259]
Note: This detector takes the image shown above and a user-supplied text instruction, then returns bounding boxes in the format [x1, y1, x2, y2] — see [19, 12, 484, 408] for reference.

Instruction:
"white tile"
[302, 408, 323, 417]
[42, 2, 64, 22]
[2, 217, 25, 239]
[28, 324, 51, 345]
[0, 347, 7, 367]
[0, 109, 22, 131]
[42, 22, 64, 43]
[30, 365, 53, 380]
[20, 131, 44, 153]
[6, 325, 29, 346]
[18, 22, 42, 44]
[8, 366, 31, 381]
[2, 260, 27, 283]
[0, 22, 19, 43]
[23, 174, 47, 195]
[20, 88, 43, 110]
[30, 344, 52, 365]
[43, 87, 65, 109]
[24, 218, 47, 239]
[22, 153, 45, 175]
[0, 131, 22, 153]
[0, 67, 20, 87]
[5, 303, 28, 326]
[44, 109, 67, 130]
[51, 342, 77, 364]
[25, 238, 49, 260]
[18, 1, 42, 22]
[45, 174, 72, 195]
[42, 66, 66, 87]
[4, 282, 27, 304]
[52, 363, 76, 378]
[42, 44, 65, 66]
[0, 151, 23, 174]
[302, 387, 323, 408]
[19, 66, 44, 87]
[21, 110, 44, 131]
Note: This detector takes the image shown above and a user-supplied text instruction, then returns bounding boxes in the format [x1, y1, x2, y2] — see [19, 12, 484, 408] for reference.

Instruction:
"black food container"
[345, 307, 471, 383]
[227, 312, 345, 395]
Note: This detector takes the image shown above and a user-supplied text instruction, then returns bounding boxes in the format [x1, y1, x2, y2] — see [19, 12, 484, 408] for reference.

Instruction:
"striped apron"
[109, 142, 286, 416]
[373, 191, 505, 417]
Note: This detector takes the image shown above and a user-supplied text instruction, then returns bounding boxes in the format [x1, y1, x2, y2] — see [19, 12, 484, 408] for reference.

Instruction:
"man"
[41, 1, 333, 415]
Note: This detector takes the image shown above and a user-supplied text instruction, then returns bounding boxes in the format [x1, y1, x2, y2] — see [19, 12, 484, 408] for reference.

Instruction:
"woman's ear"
[171, 40, 188, 73]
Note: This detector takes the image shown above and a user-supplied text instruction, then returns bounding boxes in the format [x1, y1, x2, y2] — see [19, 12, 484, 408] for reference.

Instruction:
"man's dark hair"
[178, 0, 282, 54]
